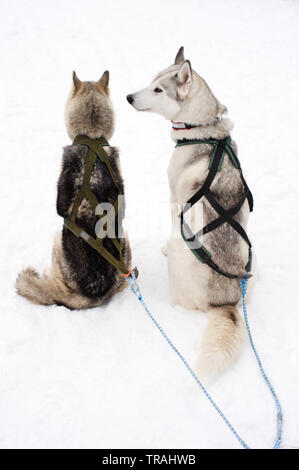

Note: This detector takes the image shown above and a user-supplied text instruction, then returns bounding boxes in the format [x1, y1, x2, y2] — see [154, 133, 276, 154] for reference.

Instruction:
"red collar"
[171, 116, 223, 131]
[171, 121, 194, 131]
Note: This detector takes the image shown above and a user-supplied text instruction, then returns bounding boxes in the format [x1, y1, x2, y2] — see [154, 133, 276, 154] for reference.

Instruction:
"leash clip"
[122, 266, 139, 280]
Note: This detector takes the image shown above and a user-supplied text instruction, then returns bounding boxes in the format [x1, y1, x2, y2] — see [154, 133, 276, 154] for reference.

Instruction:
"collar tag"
[171, 121, 189, 130]
[171, 115, 223, 131]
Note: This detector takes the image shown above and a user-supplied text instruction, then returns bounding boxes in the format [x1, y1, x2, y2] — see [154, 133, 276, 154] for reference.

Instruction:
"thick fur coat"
[17, 71, 131, 309]
[128, 48, 254, 380]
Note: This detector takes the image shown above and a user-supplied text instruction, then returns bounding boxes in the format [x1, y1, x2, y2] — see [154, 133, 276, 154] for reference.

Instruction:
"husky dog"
[16, 71, 131, 309]
[127, 48, 253, 380]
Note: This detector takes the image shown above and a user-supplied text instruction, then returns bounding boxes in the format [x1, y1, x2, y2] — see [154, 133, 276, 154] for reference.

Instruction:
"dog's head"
[127, 47, 226, 124]
[65, 71, 115, 141]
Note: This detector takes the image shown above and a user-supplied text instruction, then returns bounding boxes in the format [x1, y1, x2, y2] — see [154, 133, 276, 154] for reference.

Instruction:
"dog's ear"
[174, 46, 185, 65]
[98, 70, 109, 91]
[72, 71, 81, 91]
[176, 60, 192, 98]
[177, 60, 192, 85]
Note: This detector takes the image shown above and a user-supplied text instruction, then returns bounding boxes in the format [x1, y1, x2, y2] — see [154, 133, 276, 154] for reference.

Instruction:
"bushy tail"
[16, 267, 56, 305]
[16, 266, 107, 310]
[197, 305, 246, 382]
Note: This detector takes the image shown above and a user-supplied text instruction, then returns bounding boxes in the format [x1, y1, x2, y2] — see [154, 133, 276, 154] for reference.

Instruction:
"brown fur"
[17, 233, 131, 309]
[65, 71, 114, 141]
[16, 71, 132, 309]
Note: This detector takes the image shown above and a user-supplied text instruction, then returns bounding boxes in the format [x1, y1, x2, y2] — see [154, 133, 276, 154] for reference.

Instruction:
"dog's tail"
[197, 305, 246, 382]
[16, 267, 106, 309]
[16, 267, 57, 305]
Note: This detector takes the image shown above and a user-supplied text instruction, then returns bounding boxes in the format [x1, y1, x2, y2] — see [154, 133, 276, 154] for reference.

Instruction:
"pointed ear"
[177, 60, 192, 85]
[72, 71, 81, 90]
[174, 46, 185, 65]
[98, 70, 109, 90]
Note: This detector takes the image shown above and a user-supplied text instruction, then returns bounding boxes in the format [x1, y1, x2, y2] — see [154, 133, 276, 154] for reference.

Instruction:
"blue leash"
[126, 272, 283, 449]
[240, 278, 283, 448]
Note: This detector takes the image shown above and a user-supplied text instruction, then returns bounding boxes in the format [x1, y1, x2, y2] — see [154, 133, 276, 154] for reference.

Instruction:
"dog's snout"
[126, 94, 134, 104]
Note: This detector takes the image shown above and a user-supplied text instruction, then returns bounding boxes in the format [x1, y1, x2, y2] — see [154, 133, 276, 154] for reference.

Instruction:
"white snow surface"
[1, 0, 299, 449]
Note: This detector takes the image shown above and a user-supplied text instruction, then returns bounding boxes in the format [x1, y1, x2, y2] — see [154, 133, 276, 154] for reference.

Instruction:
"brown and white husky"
[16, 71, 132, 309]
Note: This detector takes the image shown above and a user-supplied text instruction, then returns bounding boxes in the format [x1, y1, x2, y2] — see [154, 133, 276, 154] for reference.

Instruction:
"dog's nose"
[126, 94, 134, 104]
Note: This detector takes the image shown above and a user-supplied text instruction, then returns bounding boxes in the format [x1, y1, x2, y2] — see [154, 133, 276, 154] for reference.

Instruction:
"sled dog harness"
[176, 136, 253, 279]
[64, 135, 131, 276]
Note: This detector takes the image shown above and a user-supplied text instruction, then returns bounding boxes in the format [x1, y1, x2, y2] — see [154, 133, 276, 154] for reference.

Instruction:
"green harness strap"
[176, 136, 253, 280]
[176, 137, 241, 170]
[64, 135, 130, 276]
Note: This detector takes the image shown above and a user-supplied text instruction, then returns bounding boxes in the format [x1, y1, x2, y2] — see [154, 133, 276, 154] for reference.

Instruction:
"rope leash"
[240, 278, 283, 449]
[126, 272, 283, 449]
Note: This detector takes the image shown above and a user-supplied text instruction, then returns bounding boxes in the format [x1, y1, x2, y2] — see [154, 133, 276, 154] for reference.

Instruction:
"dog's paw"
[161, 246, 168, 257]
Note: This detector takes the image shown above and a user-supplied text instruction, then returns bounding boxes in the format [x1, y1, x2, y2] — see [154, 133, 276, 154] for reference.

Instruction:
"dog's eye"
[154, 87, 163, 93]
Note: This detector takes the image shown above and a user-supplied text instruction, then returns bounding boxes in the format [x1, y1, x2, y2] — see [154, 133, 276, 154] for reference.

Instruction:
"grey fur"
[127, 48, 253, 380]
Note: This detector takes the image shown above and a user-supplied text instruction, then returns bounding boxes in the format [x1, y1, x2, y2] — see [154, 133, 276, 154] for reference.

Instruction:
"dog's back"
[57, 142, 128, 300]
[16, 71, 131, 309]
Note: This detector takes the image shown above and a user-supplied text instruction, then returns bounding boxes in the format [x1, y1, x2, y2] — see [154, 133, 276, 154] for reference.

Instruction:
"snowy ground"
[1, 0, 299, 449]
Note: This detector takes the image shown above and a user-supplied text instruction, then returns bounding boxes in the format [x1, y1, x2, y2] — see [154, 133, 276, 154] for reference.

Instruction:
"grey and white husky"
[127, 48, 254, 380]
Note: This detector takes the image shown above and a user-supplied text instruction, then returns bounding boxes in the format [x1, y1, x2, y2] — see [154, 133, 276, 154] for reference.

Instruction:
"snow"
[1, 0, 299, 449]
